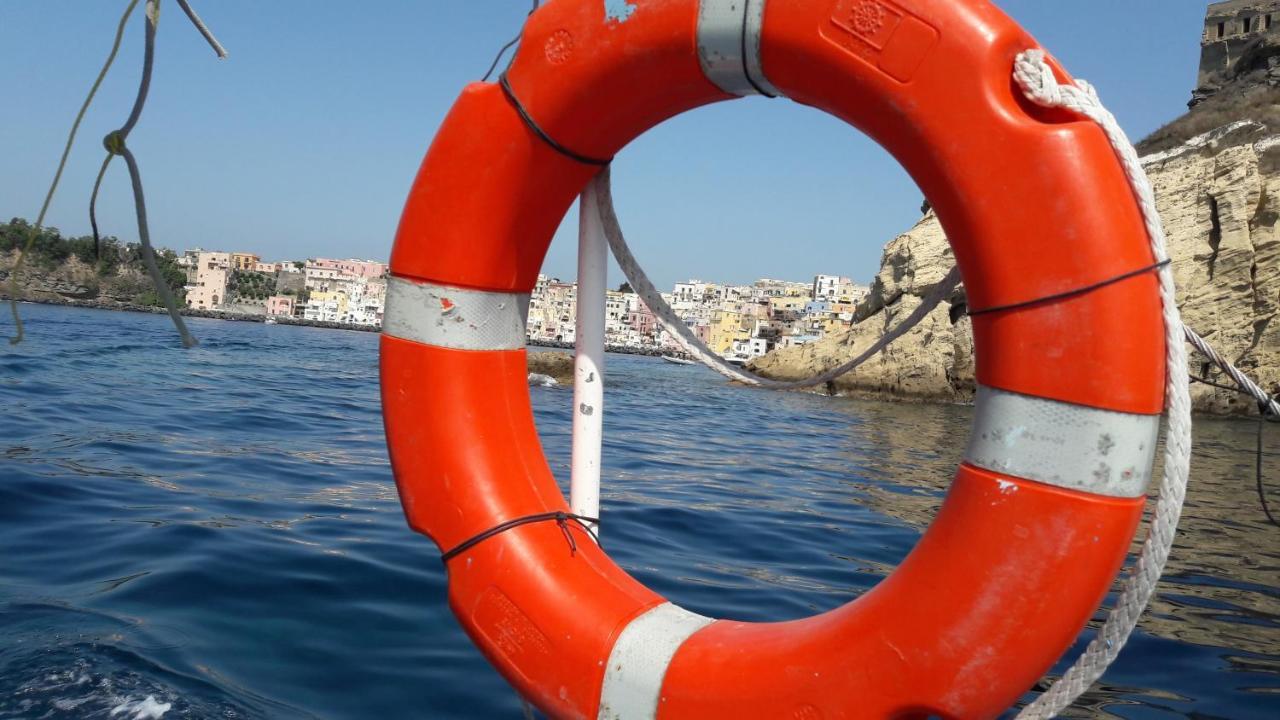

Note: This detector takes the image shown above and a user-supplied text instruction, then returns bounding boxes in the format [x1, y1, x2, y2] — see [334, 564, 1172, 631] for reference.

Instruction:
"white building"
[526, 275, 579, 343]
[672, 280, 711, 307]
[813, 274, 846, 301]
[346, 278, 387, 327]
[304, 263, 346, 292]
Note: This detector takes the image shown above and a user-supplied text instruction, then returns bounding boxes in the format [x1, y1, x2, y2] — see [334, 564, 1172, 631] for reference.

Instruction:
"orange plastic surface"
[388, 84, 601, 294]
[390, 0, 729, 294]
[659, 465, 1143, 719]
[382, 0, 1166, 717]
[758, 0, 1165, 412]
[381, 336, 661, 717]
[390, 0, 1164, 412]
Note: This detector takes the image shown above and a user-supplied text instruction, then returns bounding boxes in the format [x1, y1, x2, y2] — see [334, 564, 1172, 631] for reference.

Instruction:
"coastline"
[2, 294, 674, 357]
[3, 293, 381, 334]
[15, 295, 1270, 419]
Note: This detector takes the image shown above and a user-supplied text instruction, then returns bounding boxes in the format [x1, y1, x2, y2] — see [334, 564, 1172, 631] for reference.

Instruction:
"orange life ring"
[380, 1, 1166, 717]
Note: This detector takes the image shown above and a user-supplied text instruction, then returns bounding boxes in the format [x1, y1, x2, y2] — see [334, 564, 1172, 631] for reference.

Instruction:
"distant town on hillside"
[182, 249, 869, 361]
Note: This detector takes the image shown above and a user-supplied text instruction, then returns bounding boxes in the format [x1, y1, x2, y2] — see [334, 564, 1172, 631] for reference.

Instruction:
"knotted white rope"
[1010, 49, 1193, 719]
[592, 166, 962, 391]
[593, 49, 1209, 717]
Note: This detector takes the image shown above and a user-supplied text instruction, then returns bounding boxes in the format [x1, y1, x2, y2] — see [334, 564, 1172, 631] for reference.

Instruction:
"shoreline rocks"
[527, 351, 574, 385]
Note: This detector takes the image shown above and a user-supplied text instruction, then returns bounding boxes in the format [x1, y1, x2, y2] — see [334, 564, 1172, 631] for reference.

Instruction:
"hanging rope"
[6, 0, 141, 345]
[7, 0, 225, 347]
[174, 0, 227, 58]
[593, 166, 963, 391]
[1008, 49, 1192, 720]
[480, 1, 540, 82]
[1257, 409, 1279, 527]
[590, 49, 1233, 718]
[1184, 327, 1280, 528]
[95, 0, 209, 348]
[1187, 374, 1280, 527]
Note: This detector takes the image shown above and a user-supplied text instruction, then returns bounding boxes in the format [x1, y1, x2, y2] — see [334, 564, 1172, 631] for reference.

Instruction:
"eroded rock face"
[752, 122, 1280, 414]
[1170, 123, 1280, 413]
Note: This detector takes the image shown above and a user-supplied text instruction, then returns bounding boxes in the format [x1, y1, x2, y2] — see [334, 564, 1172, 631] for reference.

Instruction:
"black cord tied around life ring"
[440, 511, 601, 564]
[966, 258, 1172, 317]
[497, 73, 614, 167]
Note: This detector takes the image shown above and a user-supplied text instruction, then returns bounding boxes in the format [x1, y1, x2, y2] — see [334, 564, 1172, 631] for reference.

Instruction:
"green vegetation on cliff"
[1139, 36, 1280, 156]
[0, 217, 187, 306]
[1140, 83, 1280, 155]
[228, 269, 275, 301]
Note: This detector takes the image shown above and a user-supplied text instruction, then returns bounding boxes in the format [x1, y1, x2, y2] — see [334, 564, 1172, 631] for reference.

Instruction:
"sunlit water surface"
[0, 304, 1276, 718]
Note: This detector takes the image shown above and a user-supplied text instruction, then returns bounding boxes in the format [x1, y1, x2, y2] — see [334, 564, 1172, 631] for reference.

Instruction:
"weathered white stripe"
[697, 0, 780, 98]
[965, 385, 1160, 498]
[597, 603, 714, 720]
[383, 277, 527, 351]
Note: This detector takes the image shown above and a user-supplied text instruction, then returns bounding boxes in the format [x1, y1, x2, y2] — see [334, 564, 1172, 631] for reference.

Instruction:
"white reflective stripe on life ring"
[697, 0, 780, 98]
[597, 602, 715, 720]
[965, 385, 1160, 498]
[383, 276, 528, 351]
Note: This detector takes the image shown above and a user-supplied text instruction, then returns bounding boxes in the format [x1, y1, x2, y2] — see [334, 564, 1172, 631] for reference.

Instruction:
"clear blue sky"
[2, 1, 1209, 288]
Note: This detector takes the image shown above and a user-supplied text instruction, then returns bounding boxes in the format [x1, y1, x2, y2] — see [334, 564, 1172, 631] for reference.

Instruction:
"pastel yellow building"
[820, 315, 850, 336]
[231, 252, 261, 271]
[768, 296, 808, 317]
[709, 309, 750, 354]
[303, 290, 350, 323]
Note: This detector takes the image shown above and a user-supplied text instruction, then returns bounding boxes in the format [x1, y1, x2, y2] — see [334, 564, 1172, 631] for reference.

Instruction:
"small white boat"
[264, 317, 278, 325]
[724, 353, 751, 367]
[661, 355, 695, 366]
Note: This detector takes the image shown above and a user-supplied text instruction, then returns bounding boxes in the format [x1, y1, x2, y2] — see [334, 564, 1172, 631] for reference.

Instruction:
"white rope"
[591, 166, 962, 391]
[592, 49, 1211, 717]
[1010, 49, 1192, 719]
[175, 0, 228, 58]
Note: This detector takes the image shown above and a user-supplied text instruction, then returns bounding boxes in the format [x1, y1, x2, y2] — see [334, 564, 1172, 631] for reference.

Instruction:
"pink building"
[185, 251, 229, 310]
[310, 258, 387, 279]
[693, 322, 712, 344]
[740, 301, 770, 320]
[628, 306, 657, 335]
[266, 295, 295, 316]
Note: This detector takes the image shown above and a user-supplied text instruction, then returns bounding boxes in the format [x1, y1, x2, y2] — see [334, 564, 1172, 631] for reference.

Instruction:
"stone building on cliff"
[1194, 1, 1280, 105]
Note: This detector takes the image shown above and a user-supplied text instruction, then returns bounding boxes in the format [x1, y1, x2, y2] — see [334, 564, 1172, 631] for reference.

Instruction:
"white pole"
[571, 182, 606, 539]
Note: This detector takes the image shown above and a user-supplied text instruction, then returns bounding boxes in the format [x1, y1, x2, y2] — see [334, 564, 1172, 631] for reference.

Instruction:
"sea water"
[0, 304, 1276, 718]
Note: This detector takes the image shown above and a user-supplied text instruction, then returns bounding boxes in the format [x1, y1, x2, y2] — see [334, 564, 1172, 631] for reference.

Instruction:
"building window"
[1244, 17, 1253, 33]
[1217, 21, 1226, 38]
[1268, 14, 1274, 30]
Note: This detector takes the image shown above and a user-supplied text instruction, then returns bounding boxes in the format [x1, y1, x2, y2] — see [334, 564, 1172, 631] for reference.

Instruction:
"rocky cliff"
[0, 249, 157, 303]
[751, 121, 1280, 415]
